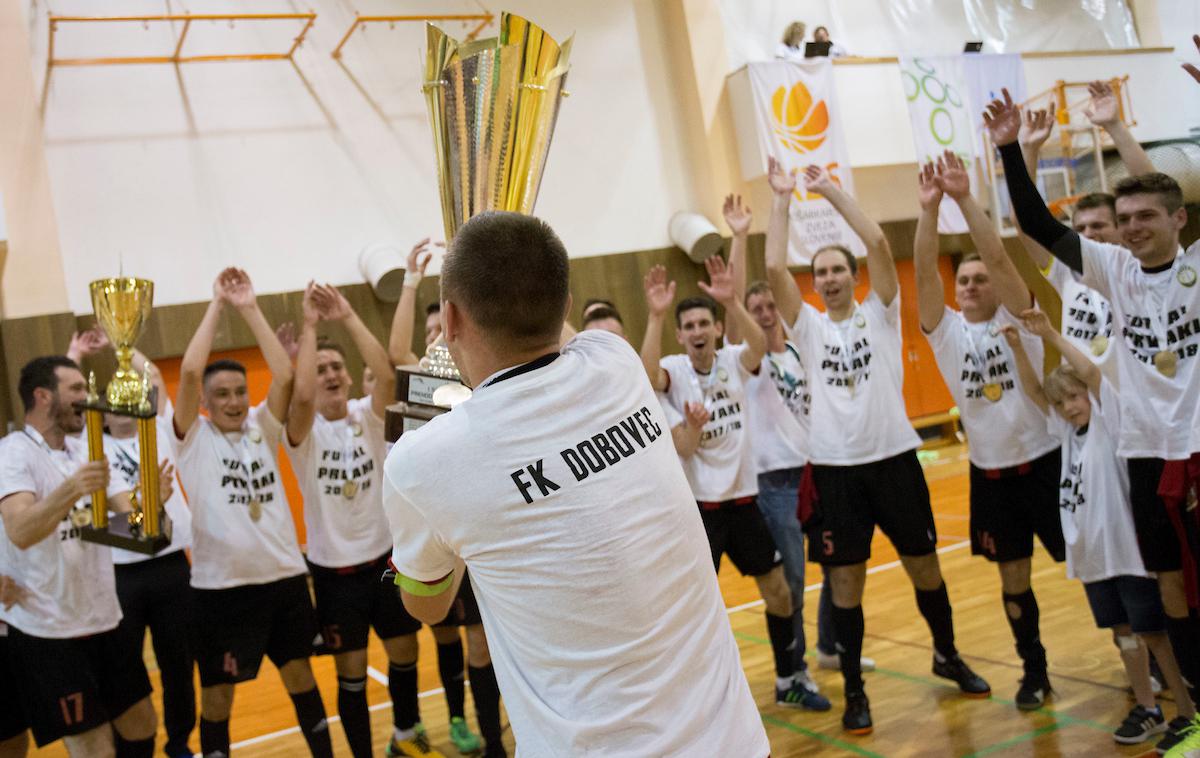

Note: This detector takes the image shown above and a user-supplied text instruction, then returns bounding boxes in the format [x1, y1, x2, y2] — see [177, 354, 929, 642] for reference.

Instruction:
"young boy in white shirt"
[1006, 308, 1195, 750]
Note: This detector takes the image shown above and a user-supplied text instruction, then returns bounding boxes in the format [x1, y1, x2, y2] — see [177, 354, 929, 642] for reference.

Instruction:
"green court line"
[959, 723, 1063, 758]
[761, 714, 888, 758]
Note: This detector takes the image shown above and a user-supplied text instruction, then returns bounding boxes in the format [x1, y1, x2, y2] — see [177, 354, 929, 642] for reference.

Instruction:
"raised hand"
[767, 156, 798, 197]
[406, 238, 442, 277]
[1083, 80, 1119, 127]
[697, 255, 735, 305]
[801, 164, 836, 196]
[982, 88, 1021, 147]
[1185, 35, 1200, 84]
[301, 280, 321, 327]
[723, 194, 752, 236]
[66, 460, 110, 502]
[67, 326, 110, 363]
[917, 160, 943, 211]
[643, 265, 677, 317]
[1019, 101, 1055, 150]
[219, 268, 258, 311]
[935, 150, 971, 200]
[1019, 308, 1054, 338]
[312, 284, 353, 322]
[276, 321, 299, 360]
[999, 323, 1022, 348]
[683, 400, 710, 430]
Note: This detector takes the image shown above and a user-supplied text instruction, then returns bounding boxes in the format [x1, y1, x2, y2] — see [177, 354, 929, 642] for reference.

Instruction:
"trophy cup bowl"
[388, 11, 572, 442]
[90, 277, 154, 409]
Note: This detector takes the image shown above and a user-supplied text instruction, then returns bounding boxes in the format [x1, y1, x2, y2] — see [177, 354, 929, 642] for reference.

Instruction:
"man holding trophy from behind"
[382, 13, 769, 756]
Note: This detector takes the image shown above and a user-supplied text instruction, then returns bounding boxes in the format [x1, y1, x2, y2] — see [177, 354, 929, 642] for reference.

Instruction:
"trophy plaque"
[388, 11, 571, 440]
[75, 277, 171, 554]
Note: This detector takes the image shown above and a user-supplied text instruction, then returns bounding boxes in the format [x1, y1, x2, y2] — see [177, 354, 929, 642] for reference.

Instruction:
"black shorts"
[6, 625, 151, 747]
[310, 553, 422, 652]
[1083, 575, 1165, 634]
[0, 630, 28, 741]
[969, 448, 1065, 563]
[1128, 458, 1181, 572]
[699, 498, 781, 577]
[194, 574, 319, 687]
[433, 572, 483, 628]
[805, 450, 937, 565]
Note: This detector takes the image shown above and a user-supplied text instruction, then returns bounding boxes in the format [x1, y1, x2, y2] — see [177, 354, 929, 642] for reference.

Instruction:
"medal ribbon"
[218, 428, 261, 513]
[828, 306, 863, 392]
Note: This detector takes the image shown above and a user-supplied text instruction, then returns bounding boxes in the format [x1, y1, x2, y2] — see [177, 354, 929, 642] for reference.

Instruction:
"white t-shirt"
[746, 344, 809, 473]
[176, 403, 307, 590]
[0, 426, 132, 638]
[1080, 238, 1200, 458]
[788, 292, 921, 465]
[286, 396, 391, 568]
[105, 400, 192, 565]
[925, 306, 1059, 469]
[383, 331, 768, 758]
[1043, 258, 1118, 385]
[1050, 382, 1149, 583]
[659, 346, 759, 502]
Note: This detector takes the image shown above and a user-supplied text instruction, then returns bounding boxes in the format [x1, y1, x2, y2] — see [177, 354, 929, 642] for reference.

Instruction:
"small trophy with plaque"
[75, 277, 171, 554]
[387, 11, 572, 441]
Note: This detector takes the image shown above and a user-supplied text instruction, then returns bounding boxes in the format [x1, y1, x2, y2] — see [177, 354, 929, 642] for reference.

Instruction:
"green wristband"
[395, 571, 453, 597]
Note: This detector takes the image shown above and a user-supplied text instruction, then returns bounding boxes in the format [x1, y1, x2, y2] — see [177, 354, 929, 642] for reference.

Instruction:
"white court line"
[232, 538, 973, 749]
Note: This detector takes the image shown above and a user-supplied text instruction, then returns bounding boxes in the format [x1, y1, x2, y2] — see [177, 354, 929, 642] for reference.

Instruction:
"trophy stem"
[84, 408, 108, 529]
[138, 415, 160, 537]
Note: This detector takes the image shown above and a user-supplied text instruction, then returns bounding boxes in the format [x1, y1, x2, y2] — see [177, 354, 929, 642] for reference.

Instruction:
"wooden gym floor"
[30, 445, 1175, 757]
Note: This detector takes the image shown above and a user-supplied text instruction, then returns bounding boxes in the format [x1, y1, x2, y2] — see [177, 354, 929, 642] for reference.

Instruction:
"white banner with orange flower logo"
[747, 60, 865, 266]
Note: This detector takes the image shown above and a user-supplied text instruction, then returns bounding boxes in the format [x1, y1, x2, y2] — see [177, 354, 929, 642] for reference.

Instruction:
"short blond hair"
[782, 21, 807, 47]
[1042, 364, 1088, 404]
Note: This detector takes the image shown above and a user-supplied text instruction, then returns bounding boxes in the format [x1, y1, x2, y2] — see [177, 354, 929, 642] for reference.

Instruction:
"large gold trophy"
[76, 277, 170, 554]
[389, 11, 572, 440]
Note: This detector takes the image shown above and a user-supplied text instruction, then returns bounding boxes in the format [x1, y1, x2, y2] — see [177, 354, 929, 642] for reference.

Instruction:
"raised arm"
[388, 239, 439, 366]
[938, 150, 1031, 317]
[700, 255, 766, 373]
[174, 274, 229, 437]
[722, 194, 752, 344]
[1020, 308, 1100, 396]
[764, 157, 806, 326]
[223, 269, 293, 423]
[914, 161, 947, 332]
[984, 89, 1082, 273]
[670, 402, 709, 458]
[640, 265, 675, 391]
[285, 283, 320, 446]
[1185, 35, 1200, 84]
[1000, 324, 1049, 415]
[66, 326, 110, 366]
[804, 164, 898, 305]
[1018, 100, 1055, 191]
[1084, 80, 1155, 177]
[314, 283, 396, 420]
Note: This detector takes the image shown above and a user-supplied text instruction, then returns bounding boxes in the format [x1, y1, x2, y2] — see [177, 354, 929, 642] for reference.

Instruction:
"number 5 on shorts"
[822, 530, 834, 557]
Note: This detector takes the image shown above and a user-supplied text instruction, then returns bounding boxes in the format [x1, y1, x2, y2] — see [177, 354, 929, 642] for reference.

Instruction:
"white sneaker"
[816, 650, 876, 672]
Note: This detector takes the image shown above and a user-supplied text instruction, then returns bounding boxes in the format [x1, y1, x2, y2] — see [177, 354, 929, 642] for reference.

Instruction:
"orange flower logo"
[772, 80, 828, 153]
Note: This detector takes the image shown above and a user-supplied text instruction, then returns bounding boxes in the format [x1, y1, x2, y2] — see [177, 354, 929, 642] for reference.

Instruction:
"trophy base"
[75, 391, 158, 419]
[79, 515, 172, 555]
[384, 402, 445, 443]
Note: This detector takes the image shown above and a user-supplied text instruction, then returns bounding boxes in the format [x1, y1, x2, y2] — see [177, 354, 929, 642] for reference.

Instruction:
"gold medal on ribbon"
[70, 507, 93, 528]
[350, 422, 363, 438]
[982, 383, 1003, 402]
[248, 499, 262, 522]
[854, 313, 867, 328]
[1090, 334, 1109, 356]
[342, 481, 359, 499]
[1154, 350, 1178, 378]
[1178, 265, 1197, 288]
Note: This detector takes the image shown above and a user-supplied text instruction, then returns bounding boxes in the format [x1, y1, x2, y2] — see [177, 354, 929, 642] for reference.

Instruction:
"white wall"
[33, 0, 698, 313]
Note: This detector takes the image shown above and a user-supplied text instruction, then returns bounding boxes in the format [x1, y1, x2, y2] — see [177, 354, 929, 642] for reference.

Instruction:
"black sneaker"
[1113, 704, 1167, 745]
[932, 655, 992, 698]
[1015, 673, 1051, 711]
[1156, 715, 1195, 754]
[842, 691, 873, 735]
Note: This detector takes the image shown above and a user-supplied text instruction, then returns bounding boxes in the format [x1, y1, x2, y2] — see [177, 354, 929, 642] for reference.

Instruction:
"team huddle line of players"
[1, 57, 1199, 758]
